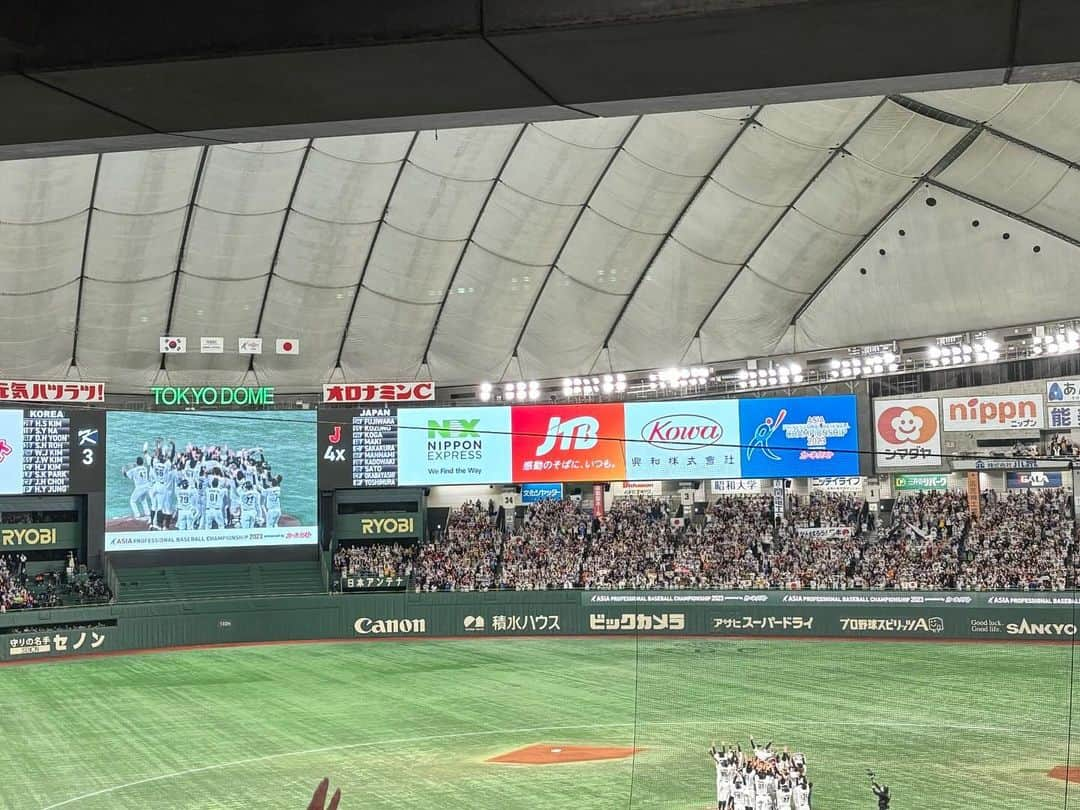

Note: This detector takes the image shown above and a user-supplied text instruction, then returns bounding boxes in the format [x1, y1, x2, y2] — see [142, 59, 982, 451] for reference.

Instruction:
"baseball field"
[2, 636, 1075, 809]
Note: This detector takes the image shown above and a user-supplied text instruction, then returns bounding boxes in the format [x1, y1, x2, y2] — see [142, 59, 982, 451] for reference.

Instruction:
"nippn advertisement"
[511, 403, 626, 482]
[623, 400, 740, 480]
[397, 406, 511, 485]
[737, 395, 859, 478]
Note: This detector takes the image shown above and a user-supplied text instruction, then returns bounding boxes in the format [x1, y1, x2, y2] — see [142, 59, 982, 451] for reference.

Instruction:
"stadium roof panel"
[4, 81, 1080, 392]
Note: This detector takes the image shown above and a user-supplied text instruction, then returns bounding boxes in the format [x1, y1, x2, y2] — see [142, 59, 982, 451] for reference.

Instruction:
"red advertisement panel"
[511, 403, 626, 482]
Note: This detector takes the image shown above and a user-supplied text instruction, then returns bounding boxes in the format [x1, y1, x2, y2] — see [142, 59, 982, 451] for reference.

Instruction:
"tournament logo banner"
[397, 406, 512, 486]
[511, 403, 626, 483]
[737, 395, 858, 478]
[873, 397, 941, 469]
[623, 400, 739, 481]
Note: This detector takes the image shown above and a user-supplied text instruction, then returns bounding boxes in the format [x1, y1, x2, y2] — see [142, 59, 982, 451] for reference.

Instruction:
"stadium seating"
[116, 561, 324, 602]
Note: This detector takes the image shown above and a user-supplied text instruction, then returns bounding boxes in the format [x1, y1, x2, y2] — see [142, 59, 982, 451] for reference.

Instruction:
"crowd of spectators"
[1048, 435, 1080, 457]
[332, 487, 1077, 593]
[0, 552, 111, 612]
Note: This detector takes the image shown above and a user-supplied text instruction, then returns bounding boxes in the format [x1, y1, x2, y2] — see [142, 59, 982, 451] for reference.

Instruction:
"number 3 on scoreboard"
[82, 448, 94, 466]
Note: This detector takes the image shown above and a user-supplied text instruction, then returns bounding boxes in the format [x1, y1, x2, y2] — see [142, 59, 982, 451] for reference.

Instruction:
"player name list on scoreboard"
[352, 407, 398, 486]
[22, 410, 70, 494]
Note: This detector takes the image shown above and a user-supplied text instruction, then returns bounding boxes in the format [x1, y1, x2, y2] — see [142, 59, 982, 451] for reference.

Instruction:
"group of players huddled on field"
[121, 438, 284, 531]
[709, 739, 812, 810]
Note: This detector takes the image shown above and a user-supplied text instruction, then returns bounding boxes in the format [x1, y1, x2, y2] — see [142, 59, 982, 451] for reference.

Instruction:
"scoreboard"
[0, 409, 105, 494]
[351, 406, 398, 486]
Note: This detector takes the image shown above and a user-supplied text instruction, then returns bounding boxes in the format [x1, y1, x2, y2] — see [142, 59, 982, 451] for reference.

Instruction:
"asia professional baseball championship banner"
[873, 398, 942, 469]
[104, 411, 318, 550]
[737, 395, 859, 478]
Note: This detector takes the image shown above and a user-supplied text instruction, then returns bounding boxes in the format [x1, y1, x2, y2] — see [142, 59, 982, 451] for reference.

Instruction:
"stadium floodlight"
[888, 362, 899, 372]
[840, 367, 852, 378]
[793, 373, 804, 383]
[829, 369, 840, 379]
[788, 361, 802, 375]
[881, 351, 896, 365]
[927, 345, 941, 359]
[479, 383, 492, 402]
[830, 358, 841, 370]
[737, 369, 749, 380]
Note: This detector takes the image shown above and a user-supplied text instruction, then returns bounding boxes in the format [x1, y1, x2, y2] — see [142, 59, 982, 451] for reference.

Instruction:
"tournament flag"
[238, 337, 263, 355]
[200, 337, 224, 354]
[159, 336, 187, 354]
[275, 338, 299, 355]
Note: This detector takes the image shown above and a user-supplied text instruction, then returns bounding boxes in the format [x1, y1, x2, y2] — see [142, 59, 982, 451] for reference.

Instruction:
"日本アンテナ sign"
[150, 386, 275, 407]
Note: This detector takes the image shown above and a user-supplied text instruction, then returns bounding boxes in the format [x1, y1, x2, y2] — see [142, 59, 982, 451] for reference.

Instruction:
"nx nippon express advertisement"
[397, 406, 512, 486]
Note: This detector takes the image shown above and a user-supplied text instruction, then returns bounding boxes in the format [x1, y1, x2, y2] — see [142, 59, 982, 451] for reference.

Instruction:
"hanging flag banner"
[966, 472, 981, 518]
[712, 479, 764, 495]
[159, 336, 186, 353]
[200, 337, 224, 354]
[238, 337, 263, 355]
[593, 483, 606, 517]
[323, 382, 436, 404]
[0, 380, 104, 403]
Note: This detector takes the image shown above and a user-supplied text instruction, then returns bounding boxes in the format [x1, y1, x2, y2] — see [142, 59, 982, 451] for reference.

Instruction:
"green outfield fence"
[2, 590, 1078, 662]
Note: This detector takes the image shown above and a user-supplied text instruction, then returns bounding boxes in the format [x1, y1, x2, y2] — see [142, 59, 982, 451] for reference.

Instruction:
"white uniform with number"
[735, 782, 753, 810]
[776, 786, 792, 810]
[792, 784, 810, 810]
[176, 487, 197, 531]
[240, 488, 260, 529]
[126, 466, 151, 518]
[263, 485, 282, 528]
[149, 457, 169, 511]
[713, 754, 732, 806]
[205, 484, 227, 529]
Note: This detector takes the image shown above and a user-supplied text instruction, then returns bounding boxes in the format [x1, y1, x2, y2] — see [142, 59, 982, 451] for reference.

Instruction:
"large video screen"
[0, 408, 104, 494]
[319, 395, 859, 488]
[105, 410, 317, 551]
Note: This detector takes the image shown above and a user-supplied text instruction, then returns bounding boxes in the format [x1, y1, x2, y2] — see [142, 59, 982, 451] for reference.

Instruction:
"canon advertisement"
[319, 395, 859, 488]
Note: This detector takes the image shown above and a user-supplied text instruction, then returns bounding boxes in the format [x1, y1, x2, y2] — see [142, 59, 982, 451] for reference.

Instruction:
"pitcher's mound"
[1048, 766, 1080, 783]
[488, 744, 640, 765]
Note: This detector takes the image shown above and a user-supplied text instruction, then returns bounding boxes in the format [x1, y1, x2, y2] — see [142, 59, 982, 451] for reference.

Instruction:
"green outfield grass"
[1, 637, 1075, 809]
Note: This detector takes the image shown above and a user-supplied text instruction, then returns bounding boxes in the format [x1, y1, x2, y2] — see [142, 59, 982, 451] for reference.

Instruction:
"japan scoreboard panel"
[0, 408, 105, 494]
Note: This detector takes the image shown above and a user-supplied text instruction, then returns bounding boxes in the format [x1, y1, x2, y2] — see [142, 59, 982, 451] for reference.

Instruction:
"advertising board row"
[319, 395, 861, 488]
[5, 590, 1080, 661]
[873, 388, 1066, 469]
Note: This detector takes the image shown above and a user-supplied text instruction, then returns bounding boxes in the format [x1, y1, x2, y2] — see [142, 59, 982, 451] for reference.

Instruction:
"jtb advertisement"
[320, 395, 859, 487]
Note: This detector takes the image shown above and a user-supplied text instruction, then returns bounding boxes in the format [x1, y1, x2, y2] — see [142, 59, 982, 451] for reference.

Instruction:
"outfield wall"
[2, 590, 1078, 662]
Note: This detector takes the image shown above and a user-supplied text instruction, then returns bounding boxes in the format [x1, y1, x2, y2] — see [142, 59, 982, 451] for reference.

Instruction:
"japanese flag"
[275, 338, 299, 355]
[159, 336, 187, 354]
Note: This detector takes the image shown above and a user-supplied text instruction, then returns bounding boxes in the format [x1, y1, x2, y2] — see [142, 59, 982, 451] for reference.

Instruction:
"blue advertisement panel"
[623, 400, 740, 480]
[520, 482, 564, 502]
[104, 411, 318, 551]
[397, 406, 512, 485]
[1006, 471, 1063, 489]
[738, 395, 859, 478]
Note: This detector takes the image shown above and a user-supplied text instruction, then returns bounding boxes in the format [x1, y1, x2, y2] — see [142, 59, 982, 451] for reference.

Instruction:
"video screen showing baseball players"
[104, 410, 317, 550]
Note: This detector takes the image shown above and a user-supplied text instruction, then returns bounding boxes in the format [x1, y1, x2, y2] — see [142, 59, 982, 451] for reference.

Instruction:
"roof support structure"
[420, 123, 529, 367]
[334, 132, 420, 370]
[249, 139, 314, 372]
[509, 117, 642, 364]
[69, 153, 102, 369]
[159, 145, 209, 370]
[599, 107, 762, 350]
[690, 97, 890, 343]
[789, 124, 984, 326]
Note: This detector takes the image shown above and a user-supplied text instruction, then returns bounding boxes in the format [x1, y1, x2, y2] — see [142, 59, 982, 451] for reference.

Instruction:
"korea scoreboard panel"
[0, 408, 105, 494]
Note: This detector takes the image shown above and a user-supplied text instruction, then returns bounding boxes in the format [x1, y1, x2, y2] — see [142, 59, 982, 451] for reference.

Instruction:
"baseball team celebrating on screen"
[122, 437, 284, 531]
